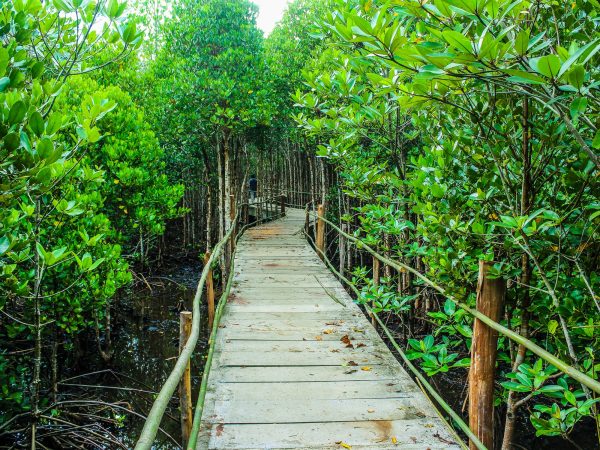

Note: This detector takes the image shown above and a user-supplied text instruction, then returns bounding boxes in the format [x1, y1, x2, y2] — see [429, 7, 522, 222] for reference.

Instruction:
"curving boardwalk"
[198, 208, 459, 449]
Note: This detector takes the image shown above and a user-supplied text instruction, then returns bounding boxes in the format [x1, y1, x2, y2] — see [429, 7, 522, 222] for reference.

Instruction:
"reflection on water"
[81, 263, 208, 449]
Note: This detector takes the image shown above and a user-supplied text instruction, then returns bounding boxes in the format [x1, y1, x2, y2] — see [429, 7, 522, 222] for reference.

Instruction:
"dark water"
[77, 262, 208, 449]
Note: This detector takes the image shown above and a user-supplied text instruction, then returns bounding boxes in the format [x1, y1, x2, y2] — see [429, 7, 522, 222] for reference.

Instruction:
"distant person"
[249, 175, 257, 200]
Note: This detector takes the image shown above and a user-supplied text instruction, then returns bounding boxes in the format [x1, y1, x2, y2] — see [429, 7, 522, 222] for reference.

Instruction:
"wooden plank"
[214, 365, 409, 383]
[212, 380, 420, 401]
[217, 350, 391, 367]
[204, 398, 437, 424]
[200, 420, 459, 449]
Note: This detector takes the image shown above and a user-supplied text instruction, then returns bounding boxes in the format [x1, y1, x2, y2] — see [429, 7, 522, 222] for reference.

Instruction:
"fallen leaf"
[367, 408, 375, 413]
[315, 336, 323, 341]
[353, 328, 364, 333]
[330, 349, 340, 353]
[356, 343, 366, 348]
[335, 442, 352, 449]
[344, 369, 358, 374]
[347, 360, 358, 366]
[216, 423, 224, 436]
[323, 329, 334, 334]
[410, 436, 417, 443]
[392, 436, 398, 444]
[340, 335, 354, 348]
[361, 366, 372, 371]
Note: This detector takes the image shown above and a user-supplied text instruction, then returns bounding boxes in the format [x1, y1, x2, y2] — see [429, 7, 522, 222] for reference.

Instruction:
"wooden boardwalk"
[198, 209, 460, 449]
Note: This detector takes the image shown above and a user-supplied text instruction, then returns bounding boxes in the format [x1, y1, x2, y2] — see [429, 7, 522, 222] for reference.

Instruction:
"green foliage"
[0, 0, 181, 429]
[292, 0, 600, 442]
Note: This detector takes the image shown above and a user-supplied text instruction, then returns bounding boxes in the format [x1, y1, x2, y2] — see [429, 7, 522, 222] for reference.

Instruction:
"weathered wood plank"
[200, 420, 459, 449]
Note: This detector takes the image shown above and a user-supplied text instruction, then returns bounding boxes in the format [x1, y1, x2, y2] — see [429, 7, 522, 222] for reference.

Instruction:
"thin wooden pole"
[204, 251, 215, 330]
[469, 261, 506, 450]
[371, 258, 380, 327]
[229, 194, 236, 253]
[316, 204, 325, 260]
[179, 311, 193, 448]
[280, 194, 286, 216]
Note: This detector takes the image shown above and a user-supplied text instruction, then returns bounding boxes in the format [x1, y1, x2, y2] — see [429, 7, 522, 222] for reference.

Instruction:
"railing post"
[469, 261, 506, 450]
[204, 251, 215, 330]
[316, 204, 326, 259]
[305, 207, 310, 236]
[371, 257, 380, 327]
[229, 195, 236, 253]
[280, 194, 286, 216]
[179, 311, 193, 447]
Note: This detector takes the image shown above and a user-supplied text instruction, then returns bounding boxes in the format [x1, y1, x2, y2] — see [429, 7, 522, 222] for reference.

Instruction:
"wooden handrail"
[306, 212, 600, 395]
[135, 198, 285, 449]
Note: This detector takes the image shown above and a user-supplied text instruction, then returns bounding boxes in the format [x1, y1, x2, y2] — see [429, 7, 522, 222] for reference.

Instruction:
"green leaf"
[442, 30, 472, 54]
[593, 131, 600, 150]
[0, 76, 10, 92]
[29, 111, 45, 137]
[529, 55, 561, 78]
[570, 97, 587, 120]
[567, 64, 585, 90]
[501, 381, 531, 393]
[548, 320, 558, 335]
[505, 69, 545, 85]
[515, 29, 529, 56]
[0, 236, 9, 255]
[8, 101, 27, 125]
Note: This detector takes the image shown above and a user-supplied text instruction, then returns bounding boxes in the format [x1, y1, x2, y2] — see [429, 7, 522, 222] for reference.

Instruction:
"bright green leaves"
[106, 0, 127, 19]
[35, 243, 68, 266]
[529, 55, 562, 79]
[514, 29, 530, 56]
[8, 101, 27, 125]
[442, 30, 472, 54]
[0, 77, 10, 92]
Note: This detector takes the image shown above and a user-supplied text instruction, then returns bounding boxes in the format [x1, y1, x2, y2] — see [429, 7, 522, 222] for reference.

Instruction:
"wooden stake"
[179, 311, 193, 447]
[280, 194, 286, 216]
[469, 261, 506, 450]
[371, 258, 380, 327]
[316, 204, 325, 259]
[204, 251, 215, 330]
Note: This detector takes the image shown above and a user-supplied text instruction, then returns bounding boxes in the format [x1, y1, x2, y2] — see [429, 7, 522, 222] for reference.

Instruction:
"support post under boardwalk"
[179, 311, 193, 447]
[469, 261, 506, 450]
[316, 204, 325, 259]
[204, 251, 215, 330]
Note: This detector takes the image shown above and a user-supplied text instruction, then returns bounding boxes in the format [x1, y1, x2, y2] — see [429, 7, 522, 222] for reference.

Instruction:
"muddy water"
[84, 263, 208, 449]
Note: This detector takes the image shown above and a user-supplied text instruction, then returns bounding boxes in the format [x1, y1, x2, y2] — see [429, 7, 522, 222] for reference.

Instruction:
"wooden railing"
[134, 197, 285, 450]
[304, 203, 600, 450]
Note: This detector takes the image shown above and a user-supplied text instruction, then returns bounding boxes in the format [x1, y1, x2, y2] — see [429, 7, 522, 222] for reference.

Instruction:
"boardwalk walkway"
[198, 208, 459, 449]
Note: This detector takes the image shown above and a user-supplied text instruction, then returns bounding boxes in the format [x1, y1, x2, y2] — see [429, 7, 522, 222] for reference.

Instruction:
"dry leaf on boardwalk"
[361, 366, 372, 371]
[340, 335, 354, 348]
[335, 441, 352, 449]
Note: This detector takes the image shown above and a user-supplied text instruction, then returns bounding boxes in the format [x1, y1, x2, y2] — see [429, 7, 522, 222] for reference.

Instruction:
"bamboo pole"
[316, 204, 325, 259]
[204, 251, 215, 331]
[469, 261, 505, 450]
[371, 258, 380, 327]
[179, 312, 193, 447]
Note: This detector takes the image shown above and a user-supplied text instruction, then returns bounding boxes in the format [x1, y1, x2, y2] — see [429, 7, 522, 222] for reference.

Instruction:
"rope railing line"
[135, 198, 284, 450]
[303, 229, 479, 450]
[307, 211, 600, 395]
